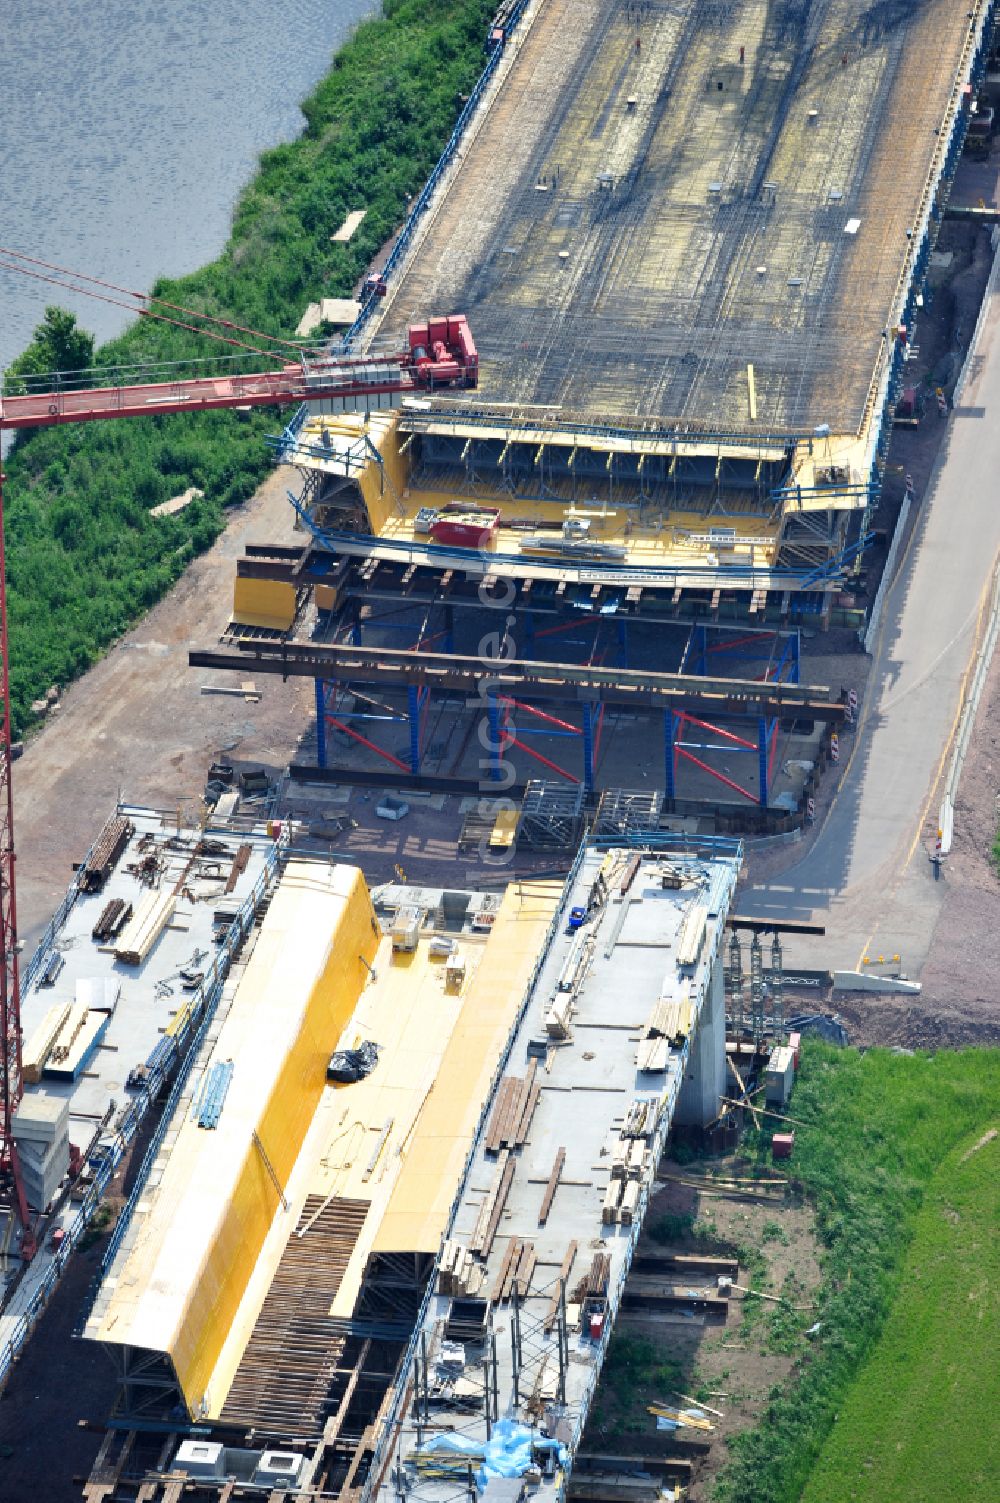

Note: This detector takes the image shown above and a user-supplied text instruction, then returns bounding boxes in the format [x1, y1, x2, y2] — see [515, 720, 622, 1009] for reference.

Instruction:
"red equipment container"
[772, 1131, 795, 1161]
[407, 315, 478, 388]
[430, 508, 500, 549]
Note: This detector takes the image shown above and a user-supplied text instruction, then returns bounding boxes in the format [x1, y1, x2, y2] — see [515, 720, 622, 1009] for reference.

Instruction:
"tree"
[4, 307, 95, 395]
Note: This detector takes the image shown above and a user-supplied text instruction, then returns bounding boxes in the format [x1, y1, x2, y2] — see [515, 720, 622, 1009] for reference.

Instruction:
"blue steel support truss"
[664, 711, 676, 799]
[581, 703, 596, 793]
[314, 678, 328, 768]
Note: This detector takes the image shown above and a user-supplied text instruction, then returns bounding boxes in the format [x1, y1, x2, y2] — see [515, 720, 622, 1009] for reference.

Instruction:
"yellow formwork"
[490, 809, 519, 849]
[291, 410, 412, 537]
[315, 582, 341, 613]
[372, 880, 563, 1255]
[356, 418, 410, 535]
[376, 483, 781, 569]
[95, 861, 379, 1418]
[233, 577, 296, 631]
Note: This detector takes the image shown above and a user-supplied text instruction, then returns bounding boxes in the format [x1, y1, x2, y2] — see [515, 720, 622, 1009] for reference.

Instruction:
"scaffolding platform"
[591, 788, 664, 840]
[516, 781, 587, 851]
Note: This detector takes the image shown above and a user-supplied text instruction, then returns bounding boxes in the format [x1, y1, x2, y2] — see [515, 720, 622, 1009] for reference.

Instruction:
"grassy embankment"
[3, 0, 492, 735]
[716, 1044, 1000, 1503]
[800, 1125, 997, 1503]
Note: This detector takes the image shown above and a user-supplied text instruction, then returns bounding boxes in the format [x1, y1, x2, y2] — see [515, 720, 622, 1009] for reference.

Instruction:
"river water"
[0, 0, 375, 371]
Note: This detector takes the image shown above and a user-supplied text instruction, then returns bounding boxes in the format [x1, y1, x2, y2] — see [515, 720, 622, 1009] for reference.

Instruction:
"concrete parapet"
[833, 970, 922, 995]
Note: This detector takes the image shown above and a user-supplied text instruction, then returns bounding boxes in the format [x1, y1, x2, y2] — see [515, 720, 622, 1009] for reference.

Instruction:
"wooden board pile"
[91, 897, 132, 943]
[438, 1239, 485, 1297]
[492, 1236, 537, 1302]
[543, 1240, 579, 1333]
[545, 931, 596, 1038]
[635, 990, 692, 1073]
[674, 901, 707, 967]
[470, 1150, 517, 1258]
[574, 1251, 611, 1307]
[78, 814, 134, 893]
[603, 1099, 660, 1225]
[224, 841, 252, 895]
[484, 1061, 540, 1153]
[22, 1002, 71, 1084]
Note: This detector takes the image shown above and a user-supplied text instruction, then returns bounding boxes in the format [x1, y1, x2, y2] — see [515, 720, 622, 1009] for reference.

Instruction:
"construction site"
[277, 0, 984, 599]
[182, 0, 996, 822]
[2, 1, 1000, 1501]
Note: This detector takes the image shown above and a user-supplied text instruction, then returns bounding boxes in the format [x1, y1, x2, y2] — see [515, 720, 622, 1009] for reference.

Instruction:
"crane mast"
[0, 313, 477, 1255]
[0, 463, 28, 1246]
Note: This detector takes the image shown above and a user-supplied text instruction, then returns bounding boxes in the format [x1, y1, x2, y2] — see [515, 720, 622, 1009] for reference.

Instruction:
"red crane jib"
[0, 310, 477, 1241]
[0, 315, 479, 431]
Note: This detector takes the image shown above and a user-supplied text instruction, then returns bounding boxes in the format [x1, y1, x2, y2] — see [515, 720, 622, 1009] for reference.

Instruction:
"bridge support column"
[676, 950, 726, 1127]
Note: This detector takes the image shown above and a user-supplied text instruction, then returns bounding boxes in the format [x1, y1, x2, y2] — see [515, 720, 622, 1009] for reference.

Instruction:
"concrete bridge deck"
[365, 843, 739, 1503]
[372, 0, 986, 439]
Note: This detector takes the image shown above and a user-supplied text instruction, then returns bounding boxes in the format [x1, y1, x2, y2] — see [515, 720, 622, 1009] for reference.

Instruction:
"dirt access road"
[741, 247, 1000, 1015]
[11, 467, 311, 951]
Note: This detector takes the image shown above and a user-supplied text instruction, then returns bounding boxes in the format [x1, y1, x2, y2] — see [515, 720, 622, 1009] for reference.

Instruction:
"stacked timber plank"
[220, 1195, 368, 1433]
[605, 1100, 659, 1225]
[438, 1240, 485, 1297]
[491, 1237, 536, 1303]
[674, 901, 707, 966]
[46, 1003, 89, 1066]
[545, 931, 595, 1037]
[611, 1138, 652, 1183]
[91, 897, 132, 943]
[603, 1178, 623, 1226]
[573, 1252, 610, 1307]
[22, 1002, 72, 1084]
[78, 814, 134, 892]
[543, 1241, 579, 1333]
[484, 1062, 540, 1153]
[636, 989, 692, 1073]
[622, 1099, 660, 1139]
[538, 1146, 566, 1225]
[114, 890, 176, 965]
[544, 990, 573, 1038]
[602, 1177, 640, 1226]
[636, 1035, 669, 1074]
[44, 1008, 110, 1081]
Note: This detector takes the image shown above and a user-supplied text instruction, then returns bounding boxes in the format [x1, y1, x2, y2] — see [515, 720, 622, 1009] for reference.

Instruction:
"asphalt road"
[743, 277, 1000, 977]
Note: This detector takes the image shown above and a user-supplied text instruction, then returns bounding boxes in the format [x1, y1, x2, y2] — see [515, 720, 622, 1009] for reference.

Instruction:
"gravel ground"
[11, 466, 313, 951]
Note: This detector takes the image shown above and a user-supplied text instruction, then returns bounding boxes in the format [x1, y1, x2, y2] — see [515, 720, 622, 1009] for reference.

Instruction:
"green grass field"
[717, 1046, 1000, 1503]
[801, 1126, 998, 1502]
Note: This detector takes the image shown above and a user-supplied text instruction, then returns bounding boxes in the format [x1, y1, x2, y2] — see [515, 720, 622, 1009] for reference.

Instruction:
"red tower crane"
[0, 250, 477, 1257]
